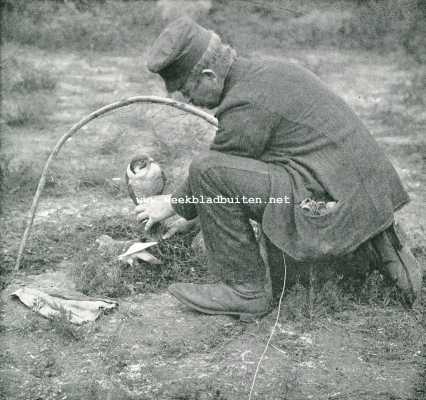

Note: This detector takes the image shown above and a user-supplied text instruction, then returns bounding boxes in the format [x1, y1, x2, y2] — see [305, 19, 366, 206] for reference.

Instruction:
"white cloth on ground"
[11, 287, 118, 324]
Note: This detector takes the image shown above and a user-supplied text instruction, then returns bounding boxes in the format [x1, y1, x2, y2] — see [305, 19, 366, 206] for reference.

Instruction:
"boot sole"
[168, 288, 270, 322]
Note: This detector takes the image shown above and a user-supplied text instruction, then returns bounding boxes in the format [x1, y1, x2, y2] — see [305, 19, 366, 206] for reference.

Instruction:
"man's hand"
[162, 217, 200, 240]
[135, 194, 175, 231]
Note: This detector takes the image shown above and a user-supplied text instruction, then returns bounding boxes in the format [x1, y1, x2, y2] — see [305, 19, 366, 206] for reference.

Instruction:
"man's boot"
[168, 282, 272, 321]
[371, 224, 423, 306]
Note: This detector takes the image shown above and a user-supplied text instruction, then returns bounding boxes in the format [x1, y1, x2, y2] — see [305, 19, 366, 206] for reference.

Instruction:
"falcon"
[125, 154, 166, 205]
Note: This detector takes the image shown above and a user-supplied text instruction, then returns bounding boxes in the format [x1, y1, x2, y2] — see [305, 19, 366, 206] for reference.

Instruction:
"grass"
[156, 381, 229, 400]
[1, 0, 160, 53]
[1, 54, 58, 127]
[280, 268, 403, 330]
[0, 210, 207, 297]
[71, 217, 208, 297]
[207, 0, 421, 55]
[48, 307, 83, 342]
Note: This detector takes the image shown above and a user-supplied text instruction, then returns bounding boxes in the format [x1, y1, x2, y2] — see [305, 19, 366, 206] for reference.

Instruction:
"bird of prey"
[125, 154, 166, 205]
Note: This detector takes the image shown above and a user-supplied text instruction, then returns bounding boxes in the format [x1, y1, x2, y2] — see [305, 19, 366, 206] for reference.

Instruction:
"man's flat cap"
[147, 17, 212, 92]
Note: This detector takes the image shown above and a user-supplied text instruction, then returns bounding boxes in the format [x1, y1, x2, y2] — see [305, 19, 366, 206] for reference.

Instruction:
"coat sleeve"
[210, 100, 278, 159]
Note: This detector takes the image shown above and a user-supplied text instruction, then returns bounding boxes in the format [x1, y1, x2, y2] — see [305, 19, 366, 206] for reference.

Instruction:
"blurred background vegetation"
[1, 0, 424, 57]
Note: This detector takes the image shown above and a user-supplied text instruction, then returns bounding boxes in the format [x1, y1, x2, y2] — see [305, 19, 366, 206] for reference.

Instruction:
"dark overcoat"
[205, 57, 409, 261]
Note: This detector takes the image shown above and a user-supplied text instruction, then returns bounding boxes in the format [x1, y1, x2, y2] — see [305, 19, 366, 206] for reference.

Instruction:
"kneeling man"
[136, 17, 423, 319]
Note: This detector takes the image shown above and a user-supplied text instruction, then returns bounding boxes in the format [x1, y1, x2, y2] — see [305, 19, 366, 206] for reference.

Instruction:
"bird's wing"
[125, 169, 139, 205]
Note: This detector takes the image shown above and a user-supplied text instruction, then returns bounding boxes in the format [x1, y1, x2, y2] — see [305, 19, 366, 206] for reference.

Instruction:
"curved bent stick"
[15, 96, 219, 271]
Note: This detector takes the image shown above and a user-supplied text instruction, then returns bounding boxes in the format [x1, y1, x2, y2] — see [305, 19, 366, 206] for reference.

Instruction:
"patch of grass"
[72, 251, 131, 298]
[75, 170, 125, 198]
[2, 98, 47, 127]
[209, 0, 420, 53]
[1, 214, 139, 278]
[358, 270, 401, 307]
[281, 277, 350, 324]
[15, 302, 82, 342]
[359, 312, 422, 348]
[61, 378, 133, 400]
[67, 215, 208, 297]
[3, 56, 57, 94]
[48, 306, 83, 342]
[0, 156, 48, 198]
[2, 0, 160, 53]
[1, 151, 126, 204]
[158, 380, 229, 400]
[97, 130, 125, 156]
[13, 313, 43, 336]
[280, 254, 402, 327]
[5, 223, 78, 273]
[71, 228, 208, 298]
[1, 55, 57, 127]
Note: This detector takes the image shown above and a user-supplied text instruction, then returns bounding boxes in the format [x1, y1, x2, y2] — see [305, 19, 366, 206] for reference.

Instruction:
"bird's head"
[129, 154, 154, 174]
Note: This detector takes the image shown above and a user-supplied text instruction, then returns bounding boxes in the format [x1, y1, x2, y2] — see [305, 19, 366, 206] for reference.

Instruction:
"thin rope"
[248, 254, 287, 400]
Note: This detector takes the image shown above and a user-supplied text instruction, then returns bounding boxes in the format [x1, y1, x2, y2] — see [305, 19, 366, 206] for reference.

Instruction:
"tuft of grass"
[48, 307, 82, 342]
[72, 251, 131, 298]
[358, 270, 401, 307]
[281, 277, 350, 324]
[280, 253, 402, 326]
[157, 380, 229, 400]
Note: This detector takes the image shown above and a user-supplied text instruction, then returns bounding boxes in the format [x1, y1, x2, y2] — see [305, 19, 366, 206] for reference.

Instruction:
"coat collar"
[221, 57, 251, 100]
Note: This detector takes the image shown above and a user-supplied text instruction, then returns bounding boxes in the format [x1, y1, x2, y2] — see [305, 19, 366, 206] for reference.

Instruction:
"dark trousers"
[172, 151, 274, 287]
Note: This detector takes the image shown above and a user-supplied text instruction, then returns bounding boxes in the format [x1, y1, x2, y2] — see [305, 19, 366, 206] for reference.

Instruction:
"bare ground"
[1, 47, 425, 399]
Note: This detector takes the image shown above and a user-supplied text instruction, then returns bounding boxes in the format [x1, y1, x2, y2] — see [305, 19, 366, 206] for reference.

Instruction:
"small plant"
[281, 272, 350, 324]
[48, 306, 82, 342]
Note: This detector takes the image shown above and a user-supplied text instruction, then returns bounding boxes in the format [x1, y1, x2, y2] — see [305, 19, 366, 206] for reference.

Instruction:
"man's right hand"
[135, 194, 175, 231]
[162, 217, 200, 240]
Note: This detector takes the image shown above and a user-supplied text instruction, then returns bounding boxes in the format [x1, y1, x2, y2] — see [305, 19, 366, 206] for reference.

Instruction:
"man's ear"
[201, 69, 217, 81]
